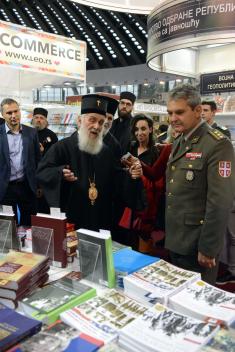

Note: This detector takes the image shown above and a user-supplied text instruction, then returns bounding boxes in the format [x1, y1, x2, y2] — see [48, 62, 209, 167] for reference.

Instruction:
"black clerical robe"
[110, 116, 132, 155]
[37, 132, 144, 230]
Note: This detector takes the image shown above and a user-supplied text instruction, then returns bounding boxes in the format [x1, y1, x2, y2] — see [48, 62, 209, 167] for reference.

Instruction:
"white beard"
[78, 122, 103, 155]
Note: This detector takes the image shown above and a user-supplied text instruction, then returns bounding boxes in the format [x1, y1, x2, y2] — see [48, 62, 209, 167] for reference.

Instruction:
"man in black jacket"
[110, 91, 136, 154]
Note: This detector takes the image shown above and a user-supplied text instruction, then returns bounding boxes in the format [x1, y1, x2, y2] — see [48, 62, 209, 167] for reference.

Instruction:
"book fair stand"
[0, 0, 235, 350]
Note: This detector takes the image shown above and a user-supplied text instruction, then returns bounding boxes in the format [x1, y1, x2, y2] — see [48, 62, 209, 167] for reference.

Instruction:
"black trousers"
[169, 251, 219, 286]
[1, 180, 36, 226]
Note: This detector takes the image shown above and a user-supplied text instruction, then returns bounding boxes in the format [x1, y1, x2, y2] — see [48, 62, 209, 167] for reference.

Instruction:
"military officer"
[165, 84, 235, 285]
[201, 100, 231, 139]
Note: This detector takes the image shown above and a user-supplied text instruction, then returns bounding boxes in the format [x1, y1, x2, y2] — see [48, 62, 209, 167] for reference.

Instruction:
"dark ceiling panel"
[0, 0, 147, 70]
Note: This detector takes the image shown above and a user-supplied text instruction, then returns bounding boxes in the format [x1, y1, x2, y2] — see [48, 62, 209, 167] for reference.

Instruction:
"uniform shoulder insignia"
[208, 128, 225, 140]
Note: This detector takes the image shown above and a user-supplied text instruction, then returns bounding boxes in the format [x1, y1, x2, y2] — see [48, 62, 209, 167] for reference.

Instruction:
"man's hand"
[198, 252, 216, 268]
[63, 166, 78, 182]
[129, 160, 143, 179]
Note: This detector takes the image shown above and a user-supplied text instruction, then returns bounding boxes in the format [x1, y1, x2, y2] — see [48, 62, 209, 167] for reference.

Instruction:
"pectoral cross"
[97, 99, 101, 106]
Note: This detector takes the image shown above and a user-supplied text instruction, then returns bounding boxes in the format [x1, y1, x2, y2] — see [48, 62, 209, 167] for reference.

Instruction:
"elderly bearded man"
[37, 94, 144, 231]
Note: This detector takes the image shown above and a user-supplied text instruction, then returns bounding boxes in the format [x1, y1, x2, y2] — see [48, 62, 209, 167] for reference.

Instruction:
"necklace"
[88, 174, 98, 205]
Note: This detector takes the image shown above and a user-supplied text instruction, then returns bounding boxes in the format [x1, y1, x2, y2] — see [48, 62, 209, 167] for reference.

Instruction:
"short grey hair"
[168, 84, 201, 110]
[1, 98, 19, 113]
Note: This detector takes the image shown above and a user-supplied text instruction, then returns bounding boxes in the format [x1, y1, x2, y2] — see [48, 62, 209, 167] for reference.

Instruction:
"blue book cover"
[64, 333, 103, 352]
[113, 248, 159, 274]
[0, 303, 42, 351]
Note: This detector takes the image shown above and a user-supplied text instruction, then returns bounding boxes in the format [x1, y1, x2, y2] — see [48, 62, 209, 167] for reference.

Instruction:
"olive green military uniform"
[165, 122, 235, 283]
[211, 122, 231, 140]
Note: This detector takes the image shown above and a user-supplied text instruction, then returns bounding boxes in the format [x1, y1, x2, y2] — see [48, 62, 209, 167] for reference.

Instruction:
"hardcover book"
[123, 259, 201, 306]
[0, 302, 42, 351]
[0, 251, 49, 290]
[32, 226, 54, 260]
[169, 280, 235, 326]
[9, 321, 103, 352]
[61, 289, 148, 344]
[31, 214, 67, 268]
[0, 212, 19, 253]
[114, 248, 159, 288]
[119, 303, 219, 352]
[77, 228, 115, 288]
[19, 271, 96, 324]
[0, 273, 49, 309]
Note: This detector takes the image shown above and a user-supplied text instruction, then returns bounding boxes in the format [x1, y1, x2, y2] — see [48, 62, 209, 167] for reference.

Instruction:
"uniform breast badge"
[88, 176, 98, 205]
[186, 170, 194, 181]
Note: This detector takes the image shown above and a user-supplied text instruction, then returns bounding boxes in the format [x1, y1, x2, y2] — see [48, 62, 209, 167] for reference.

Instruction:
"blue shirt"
[5, 123, 24, 181]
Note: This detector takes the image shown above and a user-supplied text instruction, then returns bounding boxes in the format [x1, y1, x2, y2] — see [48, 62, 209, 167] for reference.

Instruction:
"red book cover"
[31, 214, 67, 268]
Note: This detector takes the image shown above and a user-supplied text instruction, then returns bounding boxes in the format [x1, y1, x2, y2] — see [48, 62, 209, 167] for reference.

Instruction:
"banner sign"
[0, 20, 86, 80]
[201, 70, 235, 94]
[148, 0, 235, 58]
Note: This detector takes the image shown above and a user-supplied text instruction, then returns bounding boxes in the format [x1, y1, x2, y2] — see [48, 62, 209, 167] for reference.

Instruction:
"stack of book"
[119, 303, 219, 352]
[19, 271, 96, 325]
[0, 250, 49, 309]
[123, 259, 201, 306]
[0, 302, 42, 351]
[66, 225, 78, 263]
[169, 280, 235, 326]
[9, 319, 103, 352]
[60, 289, 148, 345]
[113, 248, 159, 288]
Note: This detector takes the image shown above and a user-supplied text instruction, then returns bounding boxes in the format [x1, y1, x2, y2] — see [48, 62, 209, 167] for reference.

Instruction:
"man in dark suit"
[0, 98, 41, 225]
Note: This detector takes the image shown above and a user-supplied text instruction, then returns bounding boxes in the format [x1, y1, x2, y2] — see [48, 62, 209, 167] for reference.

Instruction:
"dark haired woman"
[120, 114, 170, 253]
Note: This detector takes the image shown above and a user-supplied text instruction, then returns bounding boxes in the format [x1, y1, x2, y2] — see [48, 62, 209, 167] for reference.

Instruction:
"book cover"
[0, 251, 49, 290]
[111, 241, 131, 254]
[201, 322, 235, 351]
[123, 259, 201, 306]
[0, 272, 49, 309]
[77, 228, 115, 288]
[119, 303, 219, 352]
[114, 248, 159, 289]
[114, 248, 159, 274]
[0, 213, 19, 253]
[19, 272, 96, 324]
[61, 289, 148, 344]
[31, 214, 67, 268]
[169, 280, 235, 326]
[8, 321, 103, 352]
[0, 303, 42, 351]
[0, 265, 49, 299]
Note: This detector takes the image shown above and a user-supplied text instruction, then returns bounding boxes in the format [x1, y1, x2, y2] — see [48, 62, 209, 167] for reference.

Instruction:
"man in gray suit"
[0, 98, 41, 225]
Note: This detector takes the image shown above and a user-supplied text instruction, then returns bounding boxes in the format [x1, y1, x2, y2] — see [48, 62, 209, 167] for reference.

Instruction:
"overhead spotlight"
[64, 81, 73, 86]
[43, 84, 52, 88]
[112, 85, 117, 89]
[176, 79, 182, 83]
[143, 79, 149, 86]
[159, 80, 165, 85]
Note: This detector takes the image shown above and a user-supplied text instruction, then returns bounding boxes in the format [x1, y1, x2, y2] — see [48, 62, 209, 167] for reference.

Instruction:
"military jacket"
[165, 123, 235, 257]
